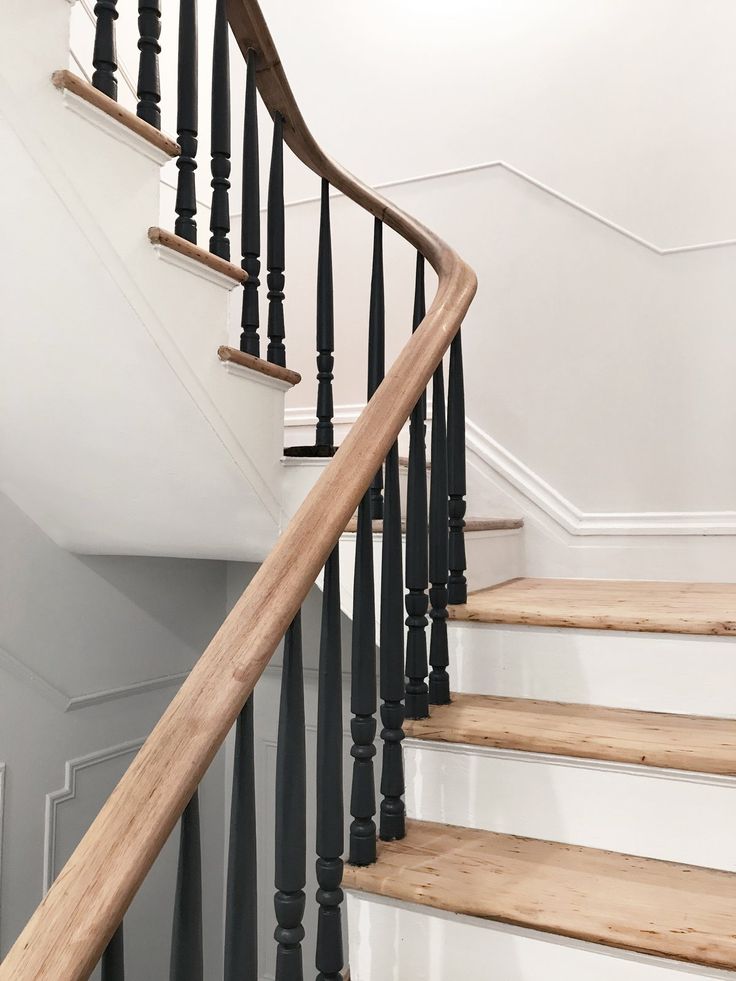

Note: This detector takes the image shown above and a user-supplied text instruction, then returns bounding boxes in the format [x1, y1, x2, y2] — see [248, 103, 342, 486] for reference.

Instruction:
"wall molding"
[0, 763, 6, 937]
[0, 644, 188, 712]
[43, 740, 144, 892]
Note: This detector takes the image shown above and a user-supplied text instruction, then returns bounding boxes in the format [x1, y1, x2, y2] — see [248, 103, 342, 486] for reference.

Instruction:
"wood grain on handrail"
[0, 3, 475, 977]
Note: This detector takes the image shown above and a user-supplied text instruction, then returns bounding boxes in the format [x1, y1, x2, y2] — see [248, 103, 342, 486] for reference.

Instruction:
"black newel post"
[428, 357, 451, 705]
[209, 0, 231, 259]
[170, 791, 204, 981]
[379, 440, 406, 841]
[92, 0, 119, 101]
[267, 114, 287, 366]
[349, 491, 377, 866]
[404, 253, 430, 720]
[239, 50, 261, 355]
[175, 0, 198, 244]
[224, 696, 258, 981]
[136, 0, 161, 128]
[315, 546, 345, 981]
[101, 923, 125, 981]
[315, 178, 335, 451]
[274, 614, 306, 981]
[367, 218, 385, 518]
[447, 328, 468, 604]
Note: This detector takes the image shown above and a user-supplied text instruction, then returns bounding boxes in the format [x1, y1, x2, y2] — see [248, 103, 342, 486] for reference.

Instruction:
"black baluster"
[428, 358, 451, 705]
[239, 50, 261, 356]
[175, 0, 198, 244]
[267, 114, 287, 366]
[349, 491, 377, 866]
[224, 697, 258, 981]
[92, 0, 118, 100]
[315, 546, 344, 981]
[209, 0, 230, 259]
[170, 791, 203, 981]
[404, 254, 430, 720]
[447, 328, 467, 605]
[136, 0, 161, 128]
[379, 441, 406, 841]
[101, 923, 125, 981]
[315, 178, 335, 451]
[367, 219, 385, 518]
[274, 614, 306, 981]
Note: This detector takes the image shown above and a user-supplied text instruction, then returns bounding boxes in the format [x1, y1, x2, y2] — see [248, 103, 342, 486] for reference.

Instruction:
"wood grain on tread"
[149, 227, 246, 283]
[404, 693, 736, 775]
[218, 346, 302, 386]
[343, 517, 522, 534]
[343, 819, 736, 971]
[449, 578, 736, 636]
[52, 70, 180, 157]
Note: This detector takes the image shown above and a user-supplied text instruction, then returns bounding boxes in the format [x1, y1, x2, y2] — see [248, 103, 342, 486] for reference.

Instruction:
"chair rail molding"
[43, 741, 145, 893]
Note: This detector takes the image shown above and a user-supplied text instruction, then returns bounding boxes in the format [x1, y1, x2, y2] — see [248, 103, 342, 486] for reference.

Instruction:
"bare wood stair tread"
[343, 819, 736, 971]
[343, 516, 523, 534]
[149, 227, 246, 283]
[404, 692, 736, 775]
[449, 577, 736, 636]
[218, 346, 301, 387]
[52, 70, 179, 157]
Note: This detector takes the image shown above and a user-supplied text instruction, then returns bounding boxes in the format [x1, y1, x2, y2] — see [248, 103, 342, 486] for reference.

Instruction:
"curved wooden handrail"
[0, 3, 476, 978]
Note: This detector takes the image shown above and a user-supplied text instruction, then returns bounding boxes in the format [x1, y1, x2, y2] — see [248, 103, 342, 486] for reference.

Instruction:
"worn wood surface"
[149, 227, 245, 283]
[343, 819, 736, 971]
[218, 345, 301, 386]
[1, 2, 476, 976]
[404, 692, 736, 775]
[450, 578, 736, 635]
[52, 70, 179, 157]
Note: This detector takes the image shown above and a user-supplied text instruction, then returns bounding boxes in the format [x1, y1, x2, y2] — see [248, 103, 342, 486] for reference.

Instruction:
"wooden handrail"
[0, 2, 476, 977]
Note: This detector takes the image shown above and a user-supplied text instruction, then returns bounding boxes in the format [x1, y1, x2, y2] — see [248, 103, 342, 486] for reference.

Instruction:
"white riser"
[405, 742, 736, 871]
[346, 894, 734, 981]
[449, 622, 736, 717]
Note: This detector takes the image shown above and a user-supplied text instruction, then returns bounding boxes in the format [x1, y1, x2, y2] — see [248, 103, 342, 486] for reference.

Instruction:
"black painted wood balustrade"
[101, 923, 125, 981]
[428, 359, 451, 705]
[175, 0, 198, 243]
[239, 49, 261, 356]
[170, 791, 204, 981]
[447, 328, 468, 605]
[315, 179, 336, 452]
[92, 0, 119, 100]
[209, 0, 231, 260]
[136, 0, 161, 128]
[267, 114, 287, 366]
[367, 219, 385, 518]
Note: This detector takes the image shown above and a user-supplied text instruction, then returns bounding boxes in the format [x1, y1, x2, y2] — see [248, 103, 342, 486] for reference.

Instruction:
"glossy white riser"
[404, 741, 736, 871]
[346, 894, 734, 981]
[449, 622, 736, 717]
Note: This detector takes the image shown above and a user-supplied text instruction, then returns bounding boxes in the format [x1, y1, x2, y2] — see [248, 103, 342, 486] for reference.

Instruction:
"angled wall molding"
[43, 740, 144, 892]
[0, 644, 188, 712]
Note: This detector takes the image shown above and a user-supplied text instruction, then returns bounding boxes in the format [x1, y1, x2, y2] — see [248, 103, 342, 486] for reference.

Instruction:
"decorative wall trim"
[0, 644, 188, 712]
[465, 419, 736, 537]
[43, 740, 144, 892]
[222, 361, 293, 394]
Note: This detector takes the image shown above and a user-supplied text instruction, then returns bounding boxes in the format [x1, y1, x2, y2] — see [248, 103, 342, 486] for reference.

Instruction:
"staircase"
[1, 2, 735, 980]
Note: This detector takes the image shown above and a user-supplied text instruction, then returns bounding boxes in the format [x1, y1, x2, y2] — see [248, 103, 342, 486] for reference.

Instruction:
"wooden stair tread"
[52, 70, 179, 157]
[343, 517, 523, 534]
[404, 693, 736, 775]
[449, 577, 736, 636]
[343, 819, 736, 970]
[149, 227, 246, 283]
[218, 346, 301, 387]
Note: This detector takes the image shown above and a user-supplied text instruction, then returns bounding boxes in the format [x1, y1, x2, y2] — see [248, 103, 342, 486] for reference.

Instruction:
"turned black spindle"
[224, 696, 258, 981]
[315, 546, 345, 981]
[175, 0, 198, 244]
[367, 219, 385, 518]
[92, 0, 119, 100]
[136, 0, 161, 128]
[267, 114, 287, 366]
[404, 254, 430, 720]
[349, 491, 377, 866]
[239, 50, 261, 356]
[209, 0, 231, 259]
[274, 614, 306, 981]
[447, 328, 468, 605]
[379, 441, 406, 841]
[101, 923, 125, 981]
[428, 358, 451, 705]
[315, 178, 335, 451]
[170, 792, 203, 981]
